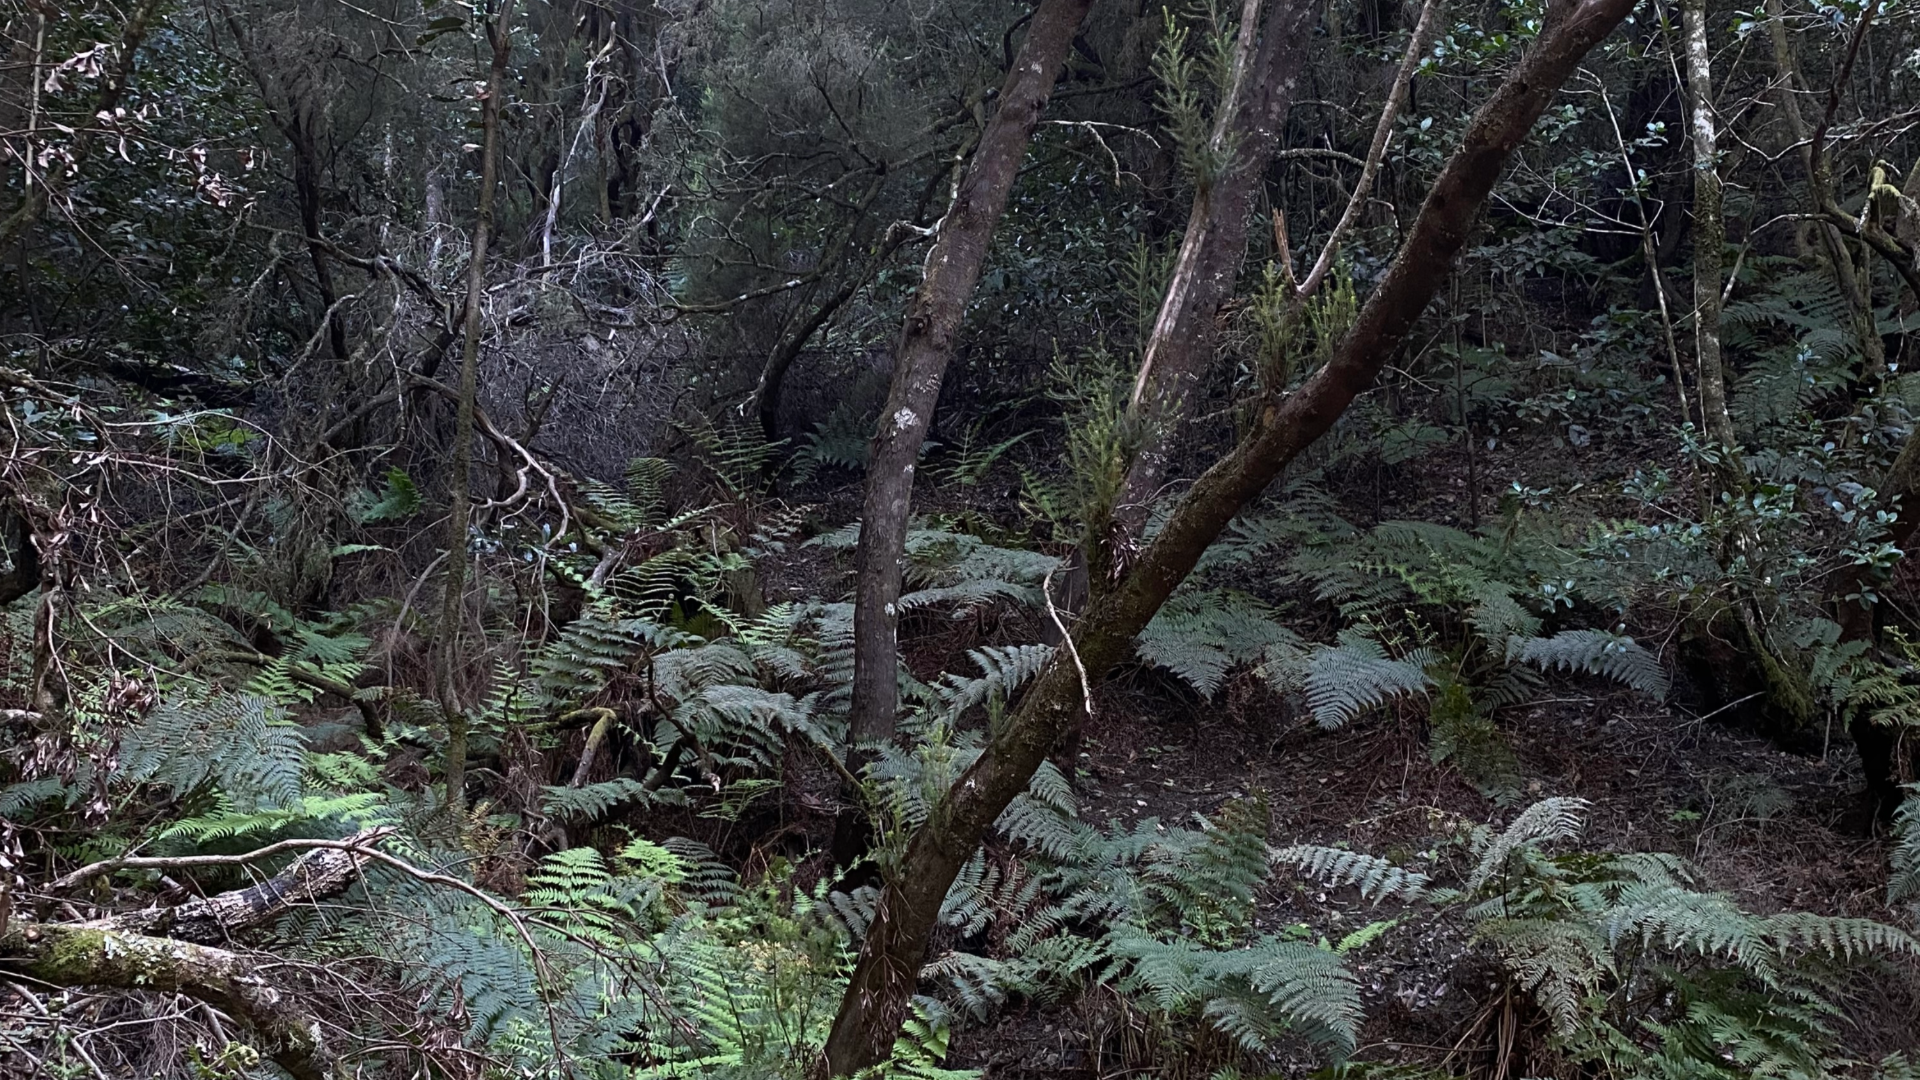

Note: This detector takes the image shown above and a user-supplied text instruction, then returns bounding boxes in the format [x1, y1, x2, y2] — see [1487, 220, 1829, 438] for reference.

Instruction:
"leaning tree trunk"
[438, 3, 515, 816]
[817, 0, 1637, 1071]
[1109, 0, 1321, 549]
[845, 0, 1097, 749]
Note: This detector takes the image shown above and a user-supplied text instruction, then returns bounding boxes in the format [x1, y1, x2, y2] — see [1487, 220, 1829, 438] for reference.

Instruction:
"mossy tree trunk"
[1111, 0, 1321, 547]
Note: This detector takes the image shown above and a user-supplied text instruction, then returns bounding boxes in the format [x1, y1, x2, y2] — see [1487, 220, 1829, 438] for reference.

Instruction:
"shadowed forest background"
[9, 0, 1920, 1075]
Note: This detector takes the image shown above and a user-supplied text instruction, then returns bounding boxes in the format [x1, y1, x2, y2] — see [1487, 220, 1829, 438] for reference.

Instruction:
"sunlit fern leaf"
[1509, 628, 1668, 698]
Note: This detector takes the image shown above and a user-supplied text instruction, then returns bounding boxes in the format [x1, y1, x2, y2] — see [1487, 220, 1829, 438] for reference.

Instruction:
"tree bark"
[439, 5, 516, 816]
[747, 173, 912, 444]
[818, 0, 1636, 1071]
[1, 831, 390, 1080]
[1764, 0, 1883, 377]
[845, 0, 1096, 749]
[101, 829, 390, 944]
[1763, 0, 1912, 811]
[1111, 0, 1321, 547]
[1682, 0, 1737, 465]
[2, 925, 336, 1080]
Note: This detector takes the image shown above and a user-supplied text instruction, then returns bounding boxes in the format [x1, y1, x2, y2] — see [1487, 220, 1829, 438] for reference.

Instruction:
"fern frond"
[1299, 632, 1434, 728]
[1509, 629, 1668, 697]
[1137, 589, 1304, 697]
[1270, 845, 1431, 903]
[1468, 797, 1589, 892]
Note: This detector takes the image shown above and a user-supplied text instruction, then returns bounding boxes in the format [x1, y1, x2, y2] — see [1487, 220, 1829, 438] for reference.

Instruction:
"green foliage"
[1298, 630, 1437, 730]
[1136, 590, 1304, 697]
[1280, 798, 1920, 1078]
[1508, 628, 1669, 698]
[120, 691, 306, 813]
[923, 793, 1366, 1065]
[1895, 787, 1920, 930]
[348, 467, 422, 523]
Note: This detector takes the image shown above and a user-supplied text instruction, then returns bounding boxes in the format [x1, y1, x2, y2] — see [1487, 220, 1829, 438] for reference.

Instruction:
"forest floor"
[938, 676, 1917, 1077]
[752, 421, 1920, 1077]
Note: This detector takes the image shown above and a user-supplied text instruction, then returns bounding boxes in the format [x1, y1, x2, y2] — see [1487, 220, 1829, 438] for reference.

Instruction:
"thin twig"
[1042, 563, 1092, 720]
[1297, 0, 1444, 300]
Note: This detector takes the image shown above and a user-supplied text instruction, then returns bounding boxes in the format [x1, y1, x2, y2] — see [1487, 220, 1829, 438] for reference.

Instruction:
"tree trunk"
[844, 0, 1096, 749]
[439, 5, 516, 816]
[818, 0, 1636, 1071]
[2, 925, 336, 1080]
[748, 173, 903, 444]
[1764, 0, 1910, 811]
[1682, 0, 1737, 465]
[1764, 0, 1883, 377]
[1111, 0, 1321, 547]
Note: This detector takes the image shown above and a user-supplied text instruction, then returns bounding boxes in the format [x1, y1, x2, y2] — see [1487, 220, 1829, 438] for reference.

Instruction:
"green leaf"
[351, 468, 421, 523]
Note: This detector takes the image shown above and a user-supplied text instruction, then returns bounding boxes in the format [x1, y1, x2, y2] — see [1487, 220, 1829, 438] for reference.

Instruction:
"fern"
[1895, 788, 1920, 927]
[1466, 796, 1589, 891]
[935, 644, 1055, 719]
[1137, 589, 1304, 697]
[1270, 845, 1432, 903]
[540, 777, 654, 822]
[1508, 628, 1669, 697]
[120, 691, 305, 812]
[1295, 631, 1435, 729]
